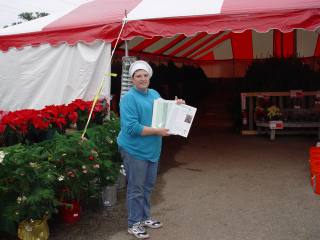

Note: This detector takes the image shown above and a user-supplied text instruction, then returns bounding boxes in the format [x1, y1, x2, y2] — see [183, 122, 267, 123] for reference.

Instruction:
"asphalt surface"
[50, 128, 320, 240]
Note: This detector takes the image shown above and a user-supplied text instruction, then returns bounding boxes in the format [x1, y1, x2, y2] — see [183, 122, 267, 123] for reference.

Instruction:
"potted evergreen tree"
[0, 144, 59, 239]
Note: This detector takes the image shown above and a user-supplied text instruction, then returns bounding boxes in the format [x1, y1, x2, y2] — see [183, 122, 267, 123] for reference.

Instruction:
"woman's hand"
[175, 96, 185, 105]
[141, 126, 170, 136]
[155, 128, 170, 137]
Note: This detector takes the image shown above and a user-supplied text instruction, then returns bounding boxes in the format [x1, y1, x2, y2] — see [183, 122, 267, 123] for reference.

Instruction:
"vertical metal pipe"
[293, 29, 297, 57]
[125, 40, 129, 57]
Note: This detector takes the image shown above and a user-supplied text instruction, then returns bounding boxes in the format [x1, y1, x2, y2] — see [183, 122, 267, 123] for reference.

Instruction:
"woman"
[117, 60, 184, 239]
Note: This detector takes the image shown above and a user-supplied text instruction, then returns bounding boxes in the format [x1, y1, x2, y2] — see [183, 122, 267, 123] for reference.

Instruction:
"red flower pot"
[60, 200, 81, 224]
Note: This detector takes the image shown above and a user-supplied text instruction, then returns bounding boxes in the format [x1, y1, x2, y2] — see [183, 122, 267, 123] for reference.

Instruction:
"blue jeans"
[119, 148, 159, 227]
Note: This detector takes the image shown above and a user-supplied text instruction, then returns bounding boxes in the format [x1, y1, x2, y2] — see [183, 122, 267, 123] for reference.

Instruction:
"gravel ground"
[50, 127, 320, 240]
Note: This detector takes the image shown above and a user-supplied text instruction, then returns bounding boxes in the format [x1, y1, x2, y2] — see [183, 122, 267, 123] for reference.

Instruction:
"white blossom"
[16, 195, 27, 204]
[93, 164, 100, 169]
[58, 175, 64, 181]
[29, 162, 38, 168]
[91, 149, 99, 157]
[0, 151, 6, 163]
[120, 164, 126, 176]
[106, 136, 113, 144]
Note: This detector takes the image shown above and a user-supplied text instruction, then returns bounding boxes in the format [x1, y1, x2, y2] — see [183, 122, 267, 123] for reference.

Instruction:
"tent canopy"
[0, 0, 320, 111]
[0, 0, 320, 52]
[117, 30, 320, 61]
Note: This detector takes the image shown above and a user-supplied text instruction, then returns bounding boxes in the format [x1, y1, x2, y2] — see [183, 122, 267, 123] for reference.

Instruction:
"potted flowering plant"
[68, 98, 110, 130]
[92, 98, 109, 125]
[42, 105, 69, 134]
[0, 110, 30, 146]
[25, 110, 52, 144]
[68, 99, 92, 130]
[0, 98, 110, 146]
[254, 105, 266, 121]
[266, 105, 282, 121]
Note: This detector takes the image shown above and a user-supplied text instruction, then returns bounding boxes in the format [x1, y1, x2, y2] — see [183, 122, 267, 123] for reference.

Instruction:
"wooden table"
[256, 121, 320, 140]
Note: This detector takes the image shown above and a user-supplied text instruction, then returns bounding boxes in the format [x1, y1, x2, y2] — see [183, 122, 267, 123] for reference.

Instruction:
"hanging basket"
[17, 217, 49, 240]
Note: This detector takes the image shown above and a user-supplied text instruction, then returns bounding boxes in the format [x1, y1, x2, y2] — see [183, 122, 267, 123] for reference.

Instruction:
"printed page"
[165, 104, 197, 138]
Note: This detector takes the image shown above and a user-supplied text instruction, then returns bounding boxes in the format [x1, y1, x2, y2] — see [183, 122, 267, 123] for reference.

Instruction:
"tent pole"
[81, 19, 127, 139]
[293, 29, 297, 57]
[125, 40, 129, 57]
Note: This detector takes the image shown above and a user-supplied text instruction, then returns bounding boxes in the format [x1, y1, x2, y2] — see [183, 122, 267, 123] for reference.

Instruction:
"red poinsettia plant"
[0, 98, 110, 146]
[68, 98, 109, 130]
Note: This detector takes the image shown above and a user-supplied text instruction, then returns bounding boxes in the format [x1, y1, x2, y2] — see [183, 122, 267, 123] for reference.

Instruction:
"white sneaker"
[142, 219, 163, 229]
[128, 222, 150, 239]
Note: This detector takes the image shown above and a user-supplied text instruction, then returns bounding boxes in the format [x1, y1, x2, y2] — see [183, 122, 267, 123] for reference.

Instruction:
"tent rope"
[81, 19, 127, 140]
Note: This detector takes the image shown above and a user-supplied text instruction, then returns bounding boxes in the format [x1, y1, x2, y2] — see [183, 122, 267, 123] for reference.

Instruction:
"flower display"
[0, 98, 109, 146]
[266, 105, 282, 120]
[0, 111, 120, 237]
[254, 105, 266, 121]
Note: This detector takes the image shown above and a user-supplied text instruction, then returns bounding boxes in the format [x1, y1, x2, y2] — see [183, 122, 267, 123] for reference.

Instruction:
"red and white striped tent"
[1, 0, 320, 58]
[0, 0, 320, 110]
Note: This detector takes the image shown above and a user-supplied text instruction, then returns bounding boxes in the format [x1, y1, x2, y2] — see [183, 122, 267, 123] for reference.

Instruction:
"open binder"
[151, 99, 197, 138]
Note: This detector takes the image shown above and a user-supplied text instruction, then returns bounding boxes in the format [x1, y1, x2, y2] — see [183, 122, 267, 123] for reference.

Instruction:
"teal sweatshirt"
[117, 87, 161, 162]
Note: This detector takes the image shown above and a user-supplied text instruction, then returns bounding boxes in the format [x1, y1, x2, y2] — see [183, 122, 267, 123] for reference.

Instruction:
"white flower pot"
[101, 184, 117, 207]
[116, 173, 127, 190]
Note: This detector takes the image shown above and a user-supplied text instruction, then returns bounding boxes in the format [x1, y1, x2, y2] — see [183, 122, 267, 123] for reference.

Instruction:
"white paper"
[151, 99, 176, 128]
[165, 104, 197, 137]
[152, 98, 197, 138]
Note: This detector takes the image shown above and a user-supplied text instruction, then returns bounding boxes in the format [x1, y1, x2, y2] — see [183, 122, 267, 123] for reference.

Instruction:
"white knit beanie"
[129, 60, 153, 78]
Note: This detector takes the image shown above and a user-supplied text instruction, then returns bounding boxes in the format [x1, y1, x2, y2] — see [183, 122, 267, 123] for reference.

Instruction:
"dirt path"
[51, 128, 320, 240]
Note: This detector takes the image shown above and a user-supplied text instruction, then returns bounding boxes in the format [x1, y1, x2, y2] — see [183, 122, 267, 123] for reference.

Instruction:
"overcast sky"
[0, 0, 90, 27]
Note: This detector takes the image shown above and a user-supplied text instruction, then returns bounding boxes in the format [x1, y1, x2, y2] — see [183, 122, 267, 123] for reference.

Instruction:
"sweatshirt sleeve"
[120, 95, 144, 136]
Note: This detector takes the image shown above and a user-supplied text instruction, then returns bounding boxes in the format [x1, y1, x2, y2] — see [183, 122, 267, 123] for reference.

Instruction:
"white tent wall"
[0, 40, 111, 111]
[296, 30, 318, 57]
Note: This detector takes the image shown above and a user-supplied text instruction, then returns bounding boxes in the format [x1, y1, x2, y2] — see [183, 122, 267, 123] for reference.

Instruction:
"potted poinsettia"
[92, 98, 110, 125]
[0, 110, 30, 146]
[67, 98, 110, 130]
[42, 105, 69, 134]
[254, 105, 266, 122]
[68, 99, 91, 130]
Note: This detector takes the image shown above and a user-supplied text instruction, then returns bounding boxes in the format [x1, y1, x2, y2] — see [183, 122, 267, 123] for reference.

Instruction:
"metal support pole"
[125, 40, 129, 57]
